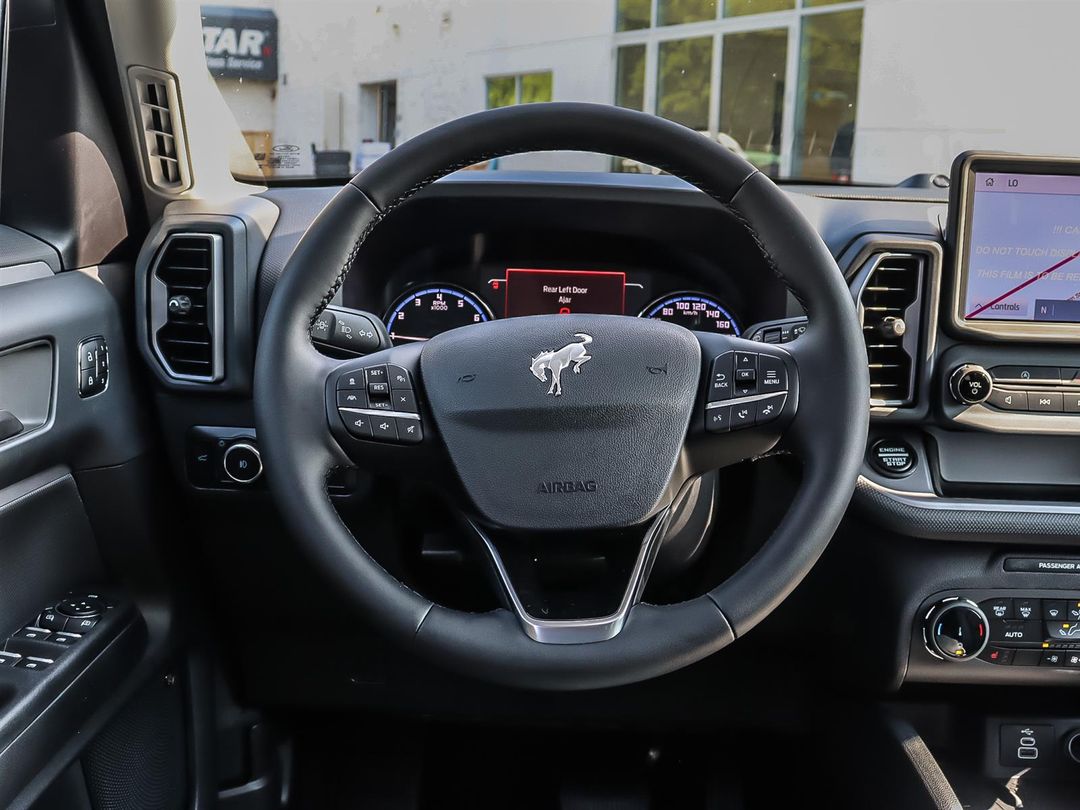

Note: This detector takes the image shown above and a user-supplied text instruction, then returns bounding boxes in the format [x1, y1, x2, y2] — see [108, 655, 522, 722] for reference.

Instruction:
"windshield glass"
[195, 1, 1078, 185]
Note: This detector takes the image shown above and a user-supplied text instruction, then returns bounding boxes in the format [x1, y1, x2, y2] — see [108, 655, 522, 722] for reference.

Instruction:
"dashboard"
[134, 161, 1080, 747]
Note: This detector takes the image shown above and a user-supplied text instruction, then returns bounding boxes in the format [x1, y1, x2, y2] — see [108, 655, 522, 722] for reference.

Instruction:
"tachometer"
[640, 292, 740, 335]
[385, 285, 493, 344]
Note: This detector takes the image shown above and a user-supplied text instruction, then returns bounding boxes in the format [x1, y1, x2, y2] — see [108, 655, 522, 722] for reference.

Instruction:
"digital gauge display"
[384, 285, 493, 344]
[641, 293, 741, 335]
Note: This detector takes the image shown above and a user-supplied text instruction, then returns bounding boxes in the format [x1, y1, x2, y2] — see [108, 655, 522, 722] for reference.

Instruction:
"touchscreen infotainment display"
[503, 268, 626, 318]
[963, 171, 1080, 323]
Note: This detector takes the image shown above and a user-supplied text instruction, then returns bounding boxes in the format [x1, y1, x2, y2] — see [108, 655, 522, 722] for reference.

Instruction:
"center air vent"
[149, 233, 223, 382]
[855, 252, 925, 406]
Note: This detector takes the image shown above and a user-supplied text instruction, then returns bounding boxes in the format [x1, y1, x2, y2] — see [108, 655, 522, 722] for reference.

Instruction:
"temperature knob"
[923, 598, 989, 661]
[950, 364, 992, 405]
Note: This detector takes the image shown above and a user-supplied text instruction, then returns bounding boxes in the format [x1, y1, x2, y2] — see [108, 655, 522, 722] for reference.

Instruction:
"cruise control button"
[397, 418, 423, 444]
[705, 405, 732, 433]
[1043, 600, 1066, 621]
[758, 354, 787, 392]
[337, 372, 366, 390]
[708, 353, 734, 402]
[754, 394, 786, 426]
[388, 365, 412, 390]
[366, 398, 393, 411]
[987, 389, 1028, 411]
[392, 390, 418, 413]
[365, 365, 389, 385]
[1030, 392, 1063, 412]
[340, 410, 372, 438]
[337, 389, 367, 408]
[368, 381, 390, 397]
[370, 417, 399, 442]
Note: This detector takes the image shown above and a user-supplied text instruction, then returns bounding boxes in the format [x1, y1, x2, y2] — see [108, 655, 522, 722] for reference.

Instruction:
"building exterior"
[202, 0, 1080, 184]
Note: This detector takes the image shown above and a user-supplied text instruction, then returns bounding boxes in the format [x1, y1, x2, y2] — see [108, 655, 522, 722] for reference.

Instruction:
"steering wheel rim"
[254, 102, 869, 691]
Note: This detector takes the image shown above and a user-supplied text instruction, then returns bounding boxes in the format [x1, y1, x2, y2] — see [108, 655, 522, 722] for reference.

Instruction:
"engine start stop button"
[869, 438, 916, 477]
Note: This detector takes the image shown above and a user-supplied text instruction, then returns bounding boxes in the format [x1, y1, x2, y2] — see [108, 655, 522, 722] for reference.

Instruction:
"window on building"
[793, 9, 863, 181]
[616, 0, 651, 31]
[658, 0, 717, 26]
[723, 0, 793, 17]
[360, 81, 398, 146]
[719, 28, 787, 176]
[657, 36, 712, 131]
[615, 45, 647, 111]
[486, 72, 553, 109]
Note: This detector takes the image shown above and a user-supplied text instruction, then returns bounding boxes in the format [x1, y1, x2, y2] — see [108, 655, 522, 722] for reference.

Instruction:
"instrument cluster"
[380, 267, 742, 346]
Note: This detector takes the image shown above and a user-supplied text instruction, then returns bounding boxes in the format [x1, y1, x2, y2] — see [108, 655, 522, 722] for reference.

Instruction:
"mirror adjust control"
[57, 595, 105, 618]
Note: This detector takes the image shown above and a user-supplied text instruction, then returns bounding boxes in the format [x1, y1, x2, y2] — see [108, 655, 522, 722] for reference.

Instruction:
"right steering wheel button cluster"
[337, 364, 423, 444]
[705, 350, 790, 433]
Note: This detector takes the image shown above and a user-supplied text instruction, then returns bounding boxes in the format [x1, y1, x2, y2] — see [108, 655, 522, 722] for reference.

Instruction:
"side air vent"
[149, 233, 224, 382]
[855, 252, 925, 407]
[128, 67, 192, 192]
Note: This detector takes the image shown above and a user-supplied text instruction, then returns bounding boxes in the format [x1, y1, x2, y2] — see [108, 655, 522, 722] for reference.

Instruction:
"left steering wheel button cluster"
[337, 365, 423, 444]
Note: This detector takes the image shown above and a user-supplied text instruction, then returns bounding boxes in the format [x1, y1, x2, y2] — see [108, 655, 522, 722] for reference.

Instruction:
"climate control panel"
[911, 590, 1080, 683]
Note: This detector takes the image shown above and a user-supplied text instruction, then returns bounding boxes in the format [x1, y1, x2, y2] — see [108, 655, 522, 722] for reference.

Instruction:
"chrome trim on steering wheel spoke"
[468, 509, 672, 644]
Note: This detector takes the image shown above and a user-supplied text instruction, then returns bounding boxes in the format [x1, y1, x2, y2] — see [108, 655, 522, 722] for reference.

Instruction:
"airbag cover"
[420, 314, 700, 530]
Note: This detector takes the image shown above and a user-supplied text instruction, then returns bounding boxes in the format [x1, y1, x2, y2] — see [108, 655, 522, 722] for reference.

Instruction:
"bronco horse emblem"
[529, 333, 593, 396]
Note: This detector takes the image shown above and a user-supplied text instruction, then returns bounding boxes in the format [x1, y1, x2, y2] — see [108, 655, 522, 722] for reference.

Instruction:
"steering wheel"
[255, 103, 868, 691]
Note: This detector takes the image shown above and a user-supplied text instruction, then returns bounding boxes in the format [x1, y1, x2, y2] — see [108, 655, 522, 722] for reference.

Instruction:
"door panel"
[0, 262, 196, 809]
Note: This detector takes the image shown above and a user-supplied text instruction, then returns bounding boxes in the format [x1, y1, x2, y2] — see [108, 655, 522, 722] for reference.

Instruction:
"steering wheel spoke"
[464, 508, 673, 644]
[683, 332, 799, 472]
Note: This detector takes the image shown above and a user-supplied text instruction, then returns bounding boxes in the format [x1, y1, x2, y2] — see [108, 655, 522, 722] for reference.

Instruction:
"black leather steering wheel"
[255, 103, 868, 691]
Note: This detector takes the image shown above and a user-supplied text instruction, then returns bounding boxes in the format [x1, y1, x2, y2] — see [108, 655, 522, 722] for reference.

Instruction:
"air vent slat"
[151, 233, 221, 382]
[856, 252, 924, 407]
[129, 67, 191, 192]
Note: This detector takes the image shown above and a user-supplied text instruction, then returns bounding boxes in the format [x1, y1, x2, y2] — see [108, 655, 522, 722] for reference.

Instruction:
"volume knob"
[949, 364, 992, 405]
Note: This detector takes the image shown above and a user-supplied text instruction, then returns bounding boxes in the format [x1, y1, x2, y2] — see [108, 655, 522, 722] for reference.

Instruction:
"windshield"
[195, 0, 1079, 186]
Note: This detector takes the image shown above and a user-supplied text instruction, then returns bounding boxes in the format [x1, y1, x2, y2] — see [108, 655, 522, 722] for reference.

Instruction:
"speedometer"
[384, 285, 493, 345]
[640, 292, 740, 335]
